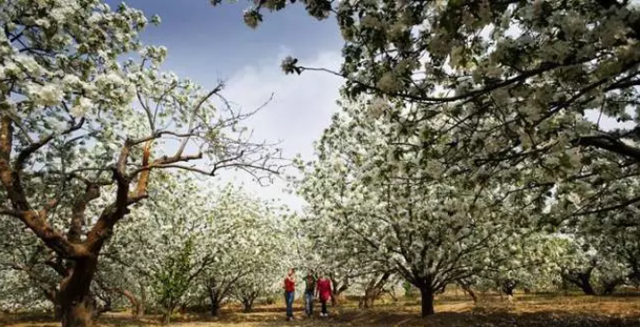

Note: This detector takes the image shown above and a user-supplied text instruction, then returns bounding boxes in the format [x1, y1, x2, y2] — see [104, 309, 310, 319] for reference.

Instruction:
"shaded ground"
[3, 294, 640, 327]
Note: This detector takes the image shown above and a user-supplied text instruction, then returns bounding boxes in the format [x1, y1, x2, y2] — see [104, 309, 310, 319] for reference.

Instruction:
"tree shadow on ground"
[103, 307, 640, 327]
[0, 312, 56, 327]
[4, 295, 640, 327]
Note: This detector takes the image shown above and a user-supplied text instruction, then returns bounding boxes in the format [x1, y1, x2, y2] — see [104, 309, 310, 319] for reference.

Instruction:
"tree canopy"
[2, 0, 640, 325]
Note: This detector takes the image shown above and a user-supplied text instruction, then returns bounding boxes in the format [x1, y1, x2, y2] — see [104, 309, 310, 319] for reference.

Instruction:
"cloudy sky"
[104, 0, 345, 209]
[101, 1, 632, 211]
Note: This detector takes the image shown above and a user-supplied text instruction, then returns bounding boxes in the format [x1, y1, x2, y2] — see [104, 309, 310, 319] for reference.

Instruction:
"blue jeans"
[304, 290, 314, 315]
[284, 291, 294, 317]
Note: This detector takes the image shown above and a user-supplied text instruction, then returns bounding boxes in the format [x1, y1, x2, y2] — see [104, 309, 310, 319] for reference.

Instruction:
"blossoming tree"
[236, 0, 640, 223]
[0, 1, 281, 326]
[297, 99, 539, 316]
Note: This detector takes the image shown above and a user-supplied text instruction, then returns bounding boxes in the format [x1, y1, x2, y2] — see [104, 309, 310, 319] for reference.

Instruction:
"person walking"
[283, 268, 296, 321]
[304, 272, 316, 317]
[316, 273, 332, 317]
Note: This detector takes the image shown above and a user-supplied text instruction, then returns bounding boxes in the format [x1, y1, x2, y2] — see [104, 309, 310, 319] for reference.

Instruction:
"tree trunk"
[330, 275, 349, 306]
[362, 272, 391, 308]
[59, 257, 99, 327]
[134, 300, 144, 318]
[208, 288, 220, 317]
[43, 288, 62, 320]
[330, 293, 339, 306]
[600, 277, 622, 295]
[601, 283, 617, 295]
[54, 304, 63, 320]
[116, 289, 142, 318]
[138, 282, 147, 318]
[561, 277, 569, 296]
[242, 298, 253, 313]
[206, 278, 224, 317]
[388, 288, 399, 302]
[578, 282, 596, 295]
[459, 283, 477, 304]
[363, 295, 374, 308]
[210, 300, 220, 316]
[562, 268, 596, 296]
[161, 310, 172, 326]
[419, 286, 435, 317]
[61, 295, 97, 327]
[578, 275, 596, 295]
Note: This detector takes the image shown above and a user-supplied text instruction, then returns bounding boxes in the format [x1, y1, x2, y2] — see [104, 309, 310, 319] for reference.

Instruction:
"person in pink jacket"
[315, 273, 332, 317]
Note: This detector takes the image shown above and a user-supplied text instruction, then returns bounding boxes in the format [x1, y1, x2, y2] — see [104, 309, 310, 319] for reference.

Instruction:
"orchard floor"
[3, 293, 640, 327]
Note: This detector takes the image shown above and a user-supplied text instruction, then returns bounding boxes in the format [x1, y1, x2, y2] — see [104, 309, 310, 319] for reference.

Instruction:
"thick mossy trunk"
[59, 257, 99, 327]
[419, 286, 435, 317]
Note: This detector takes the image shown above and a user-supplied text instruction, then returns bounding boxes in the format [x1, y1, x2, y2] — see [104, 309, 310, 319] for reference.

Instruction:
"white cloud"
[209, 50, 344, 211]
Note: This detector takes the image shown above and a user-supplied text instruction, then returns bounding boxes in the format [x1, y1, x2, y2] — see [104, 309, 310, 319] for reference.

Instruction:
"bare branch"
[176, 83, 225, 157]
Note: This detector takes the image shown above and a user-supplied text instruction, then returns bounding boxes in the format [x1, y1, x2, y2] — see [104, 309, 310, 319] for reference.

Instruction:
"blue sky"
[106, 0, 346, 208]
[108, 0, 342, 80]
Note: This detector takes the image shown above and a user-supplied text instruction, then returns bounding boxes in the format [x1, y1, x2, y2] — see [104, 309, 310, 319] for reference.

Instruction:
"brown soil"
[2, 294, 640, 327]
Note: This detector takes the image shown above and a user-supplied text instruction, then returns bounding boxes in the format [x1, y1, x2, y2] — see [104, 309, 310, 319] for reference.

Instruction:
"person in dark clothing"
[304, 272, 316, 316]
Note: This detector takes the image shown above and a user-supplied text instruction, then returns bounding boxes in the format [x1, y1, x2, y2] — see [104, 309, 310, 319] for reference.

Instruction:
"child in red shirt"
[315, 273, 332, 317]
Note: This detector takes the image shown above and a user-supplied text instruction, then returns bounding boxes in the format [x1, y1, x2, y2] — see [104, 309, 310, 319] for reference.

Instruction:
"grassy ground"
[3, 293, 640, 327]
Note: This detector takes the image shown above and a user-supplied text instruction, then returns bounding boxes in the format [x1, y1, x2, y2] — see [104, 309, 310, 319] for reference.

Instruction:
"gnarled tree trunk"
[362, 272, 391, 308]
[240, 291, 259, 313]
[58, 257, 100, 327]
[118, 289, 143, 317]
[329, 274, 349, 306]
[457, 280, 477, 304]
[562, 269, 596, 295]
